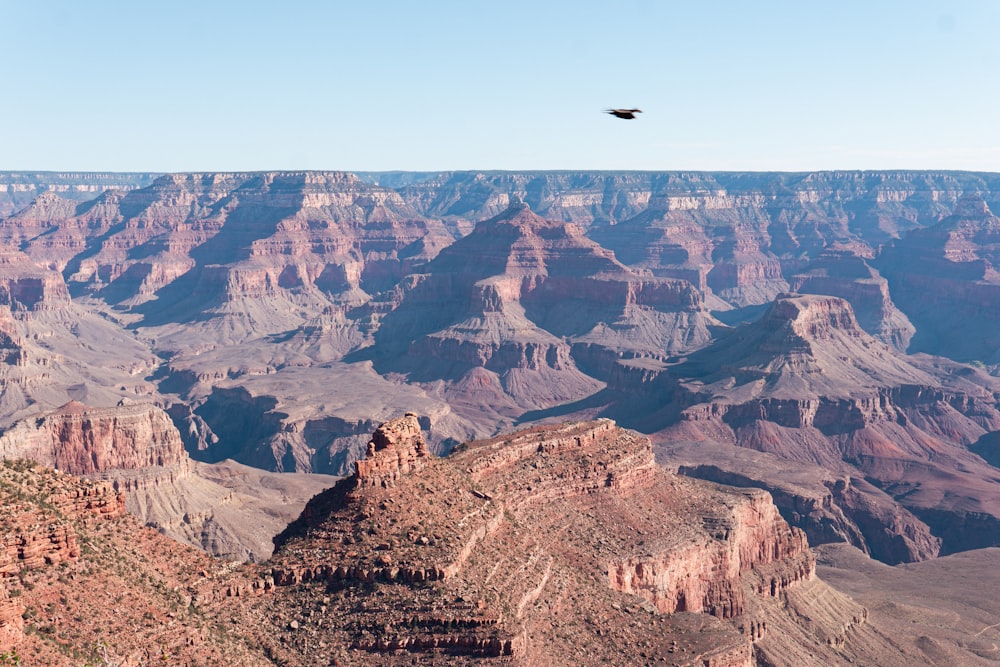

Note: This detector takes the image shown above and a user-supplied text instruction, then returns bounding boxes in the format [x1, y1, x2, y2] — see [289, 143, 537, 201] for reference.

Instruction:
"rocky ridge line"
[248, 415, 871, 666]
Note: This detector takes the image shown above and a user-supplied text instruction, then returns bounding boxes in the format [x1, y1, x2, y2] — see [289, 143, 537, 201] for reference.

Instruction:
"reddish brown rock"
[0, 464, 126, 575]
[0, 417, 945, 666]
[878, 194, 1000, 362]
[0, 248, 71, 312]
[790, 250, 915, 350]
[0, 172, 155, 218]
[0, 459, 270, 665]
[639, 294, 1000, 561]
[8, 169, 1000, 590]
[0, 400, 187, 475]
[353, 412, 429, 487]
[370, 203, 717, 418]
[608, 490, 813, 618]
[0, 585, 23, 652]
[0, 401, 339, 563]
[248, 417, 894, 666]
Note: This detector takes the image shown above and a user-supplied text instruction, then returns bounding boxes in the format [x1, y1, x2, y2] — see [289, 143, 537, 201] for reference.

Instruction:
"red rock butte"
[249, 415, 892, 666]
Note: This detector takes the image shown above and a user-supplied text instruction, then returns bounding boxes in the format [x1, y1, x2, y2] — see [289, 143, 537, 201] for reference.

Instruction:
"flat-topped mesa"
[607, 489, 814, 619]
[267, 417, 835, 665]
[456, 419, 659, 500]
[766, 293, 865, 342]
[353, 413, 431, 488]
[462, 418, 620, 482]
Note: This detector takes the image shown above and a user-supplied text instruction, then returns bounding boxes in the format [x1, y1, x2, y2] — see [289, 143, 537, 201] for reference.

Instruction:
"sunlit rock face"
[265, 417, 828, 666]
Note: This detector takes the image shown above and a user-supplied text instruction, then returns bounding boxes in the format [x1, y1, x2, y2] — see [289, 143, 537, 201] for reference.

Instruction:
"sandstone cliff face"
[0, 400, 187, 475]
[0, 422, 949, 666]
[0, 400, 341, 563]
[6, 169, 1000, 323]
[368, 170, 1000, 244]
[0, 401, 203, 546]
[365, 171, 662, 233]
[607, 489, 814, 619]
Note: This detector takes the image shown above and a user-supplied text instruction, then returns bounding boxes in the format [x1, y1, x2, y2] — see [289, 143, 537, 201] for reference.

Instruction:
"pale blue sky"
[2, 1, 998, 172]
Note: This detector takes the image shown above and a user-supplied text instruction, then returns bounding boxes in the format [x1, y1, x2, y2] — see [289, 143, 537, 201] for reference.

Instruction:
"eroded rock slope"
[644, 294, 1000, 561]
[234, 415, 901, 666]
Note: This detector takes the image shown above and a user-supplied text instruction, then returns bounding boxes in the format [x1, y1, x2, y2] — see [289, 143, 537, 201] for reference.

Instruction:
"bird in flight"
[606, 108, 642, 119]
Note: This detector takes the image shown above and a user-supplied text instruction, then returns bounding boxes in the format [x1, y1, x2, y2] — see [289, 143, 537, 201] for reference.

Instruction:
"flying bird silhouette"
[606, 108, 642, 119]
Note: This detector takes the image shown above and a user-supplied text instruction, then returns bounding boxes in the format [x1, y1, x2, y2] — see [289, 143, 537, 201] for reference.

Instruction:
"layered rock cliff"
[0, 401, 337, 562]
[0, 248, 72, 311]
[0, 424, 965, 666]
[26, 171, 450, 312]
[0, 171, 157, 218]
[878, 194, 1000, 362]
[644, 294, 1000, 561]
[368, 202, 718, 417]
[790, 250, 915, 350]
[0, 400, 188, 475]
[243, 415, 896, 666]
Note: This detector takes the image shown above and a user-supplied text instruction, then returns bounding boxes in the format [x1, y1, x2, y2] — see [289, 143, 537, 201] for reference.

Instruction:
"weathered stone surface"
[607, 490, 813, 618]
[369, 202, 717, 418]
[353, 412, 429, 487]
[790, 250, 915, 350]
[0, 400, 187, 475]
[0, 585, 23, 652]
[0, 402, 337, 562]
[0, 248, 72, 311]
[879, 194, 1000, 362]
[0, 172, 157, 218]
[251, 417, 895, 666]
[0, 459, 271, 664]
[638, 294, 1000, 561]
[0, 416, 971, 666]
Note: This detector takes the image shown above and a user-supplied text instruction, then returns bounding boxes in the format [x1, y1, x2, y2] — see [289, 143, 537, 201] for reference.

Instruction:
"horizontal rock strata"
[256, 415, 833, 665]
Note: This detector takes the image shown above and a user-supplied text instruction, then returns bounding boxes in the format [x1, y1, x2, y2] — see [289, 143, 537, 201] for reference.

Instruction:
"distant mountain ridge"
[0, 171, 159, 217]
